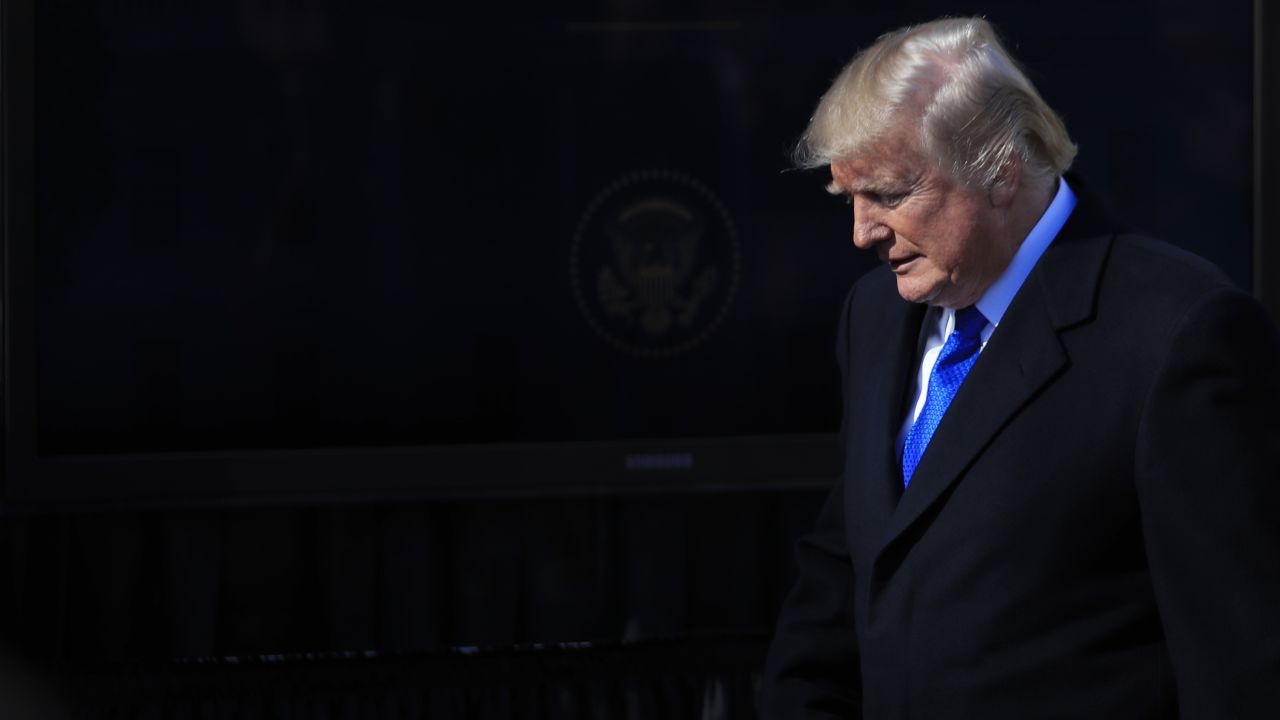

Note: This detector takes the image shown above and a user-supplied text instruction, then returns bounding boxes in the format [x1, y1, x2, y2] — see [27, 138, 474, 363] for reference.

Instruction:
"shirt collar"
[974, 176, 1077, 326]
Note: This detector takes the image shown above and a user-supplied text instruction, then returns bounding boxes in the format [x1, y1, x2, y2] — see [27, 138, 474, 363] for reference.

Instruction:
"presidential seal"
[570, 170, 741, 358]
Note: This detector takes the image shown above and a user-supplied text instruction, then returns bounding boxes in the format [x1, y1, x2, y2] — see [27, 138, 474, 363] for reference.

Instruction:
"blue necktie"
[902, 306, 988, 487]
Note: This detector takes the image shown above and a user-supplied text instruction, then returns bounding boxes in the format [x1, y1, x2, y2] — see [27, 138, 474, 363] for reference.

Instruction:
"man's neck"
[1004, 175, 1059, 254]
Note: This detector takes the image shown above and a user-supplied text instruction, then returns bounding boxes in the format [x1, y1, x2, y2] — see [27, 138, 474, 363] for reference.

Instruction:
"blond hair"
[795, 17, 1076, 188]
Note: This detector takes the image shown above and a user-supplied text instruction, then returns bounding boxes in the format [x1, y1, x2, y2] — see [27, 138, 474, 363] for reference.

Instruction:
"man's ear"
[988, 151, 1021, 208]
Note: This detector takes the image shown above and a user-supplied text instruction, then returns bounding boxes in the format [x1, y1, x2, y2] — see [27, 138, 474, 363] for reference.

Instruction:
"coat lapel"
[846, 284, 926, 534]
[870, 184, 1118, 562]
[875, 292, 1068, 555]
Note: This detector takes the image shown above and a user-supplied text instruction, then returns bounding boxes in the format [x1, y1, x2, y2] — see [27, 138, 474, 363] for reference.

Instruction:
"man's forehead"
[830, 155, 920, 193]
[829, 120, 932, 188]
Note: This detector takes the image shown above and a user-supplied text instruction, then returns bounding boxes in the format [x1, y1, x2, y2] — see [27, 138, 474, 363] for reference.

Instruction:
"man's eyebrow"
[856, 181, 897, 194]
[828, 178, 911, 196]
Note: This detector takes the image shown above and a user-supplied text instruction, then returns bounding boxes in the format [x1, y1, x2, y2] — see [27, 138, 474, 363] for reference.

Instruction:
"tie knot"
[953, 306, 987, 341]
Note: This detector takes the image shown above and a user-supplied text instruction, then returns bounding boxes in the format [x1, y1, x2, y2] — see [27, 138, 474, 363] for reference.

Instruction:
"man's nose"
[852, 198, 891, 249]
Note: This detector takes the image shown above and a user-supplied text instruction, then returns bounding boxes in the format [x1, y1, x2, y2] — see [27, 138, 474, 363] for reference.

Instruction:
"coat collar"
[864, 178, 1121, 565]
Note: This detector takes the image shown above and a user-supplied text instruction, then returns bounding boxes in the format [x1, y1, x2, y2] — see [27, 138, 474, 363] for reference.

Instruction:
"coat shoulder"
[1086, 233, 1246, 338]
[1104, 234, 1237, 299]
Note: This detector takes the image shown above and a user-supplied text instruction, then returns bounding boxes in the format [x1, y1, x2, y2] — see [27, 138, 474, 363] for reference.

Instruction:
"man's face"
[829, 125, 1017, 308]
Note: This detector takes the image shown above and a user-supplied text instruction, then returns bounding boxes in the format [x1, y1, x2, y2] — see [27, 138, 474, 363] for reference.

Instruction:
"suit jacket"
[759, 187, 1280, 719]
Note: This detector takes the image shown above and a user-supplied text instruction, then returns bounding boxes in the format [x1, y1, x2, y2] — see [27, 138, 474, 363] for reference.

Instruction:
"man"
[760, 17, 1280, 719]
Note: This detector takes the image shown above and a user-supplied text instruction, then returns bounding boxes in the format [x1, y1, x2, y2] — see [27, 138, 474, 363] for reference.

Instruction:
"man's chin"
[893, 277, 941, 305]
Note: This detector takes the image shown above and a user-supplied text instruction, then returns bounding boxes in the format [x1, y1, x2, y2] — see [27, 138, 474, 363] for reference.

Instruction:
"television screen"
[5, 0, 1255, 503]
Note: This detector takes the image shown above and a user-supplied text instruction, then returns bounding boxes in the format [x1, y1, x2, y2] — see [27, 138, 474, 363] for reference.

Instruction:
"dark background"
[1, 0, 1261, 716]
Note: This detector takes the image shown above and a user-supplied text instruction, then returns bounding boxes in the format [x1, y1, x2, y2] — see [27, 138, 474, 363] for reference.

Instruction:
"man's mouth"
[888, 254, 920, 272]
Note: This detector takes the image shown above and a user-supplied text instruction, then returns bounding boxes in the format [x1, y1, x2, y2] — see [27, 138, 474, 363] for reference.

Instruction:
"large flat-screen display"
[3, 0, 1256, 504]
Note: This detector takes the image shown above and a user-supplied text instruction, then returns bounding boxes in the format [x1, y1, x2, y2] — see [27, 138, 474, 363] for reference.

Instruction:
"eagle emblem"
[572, 170, 740, 358]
